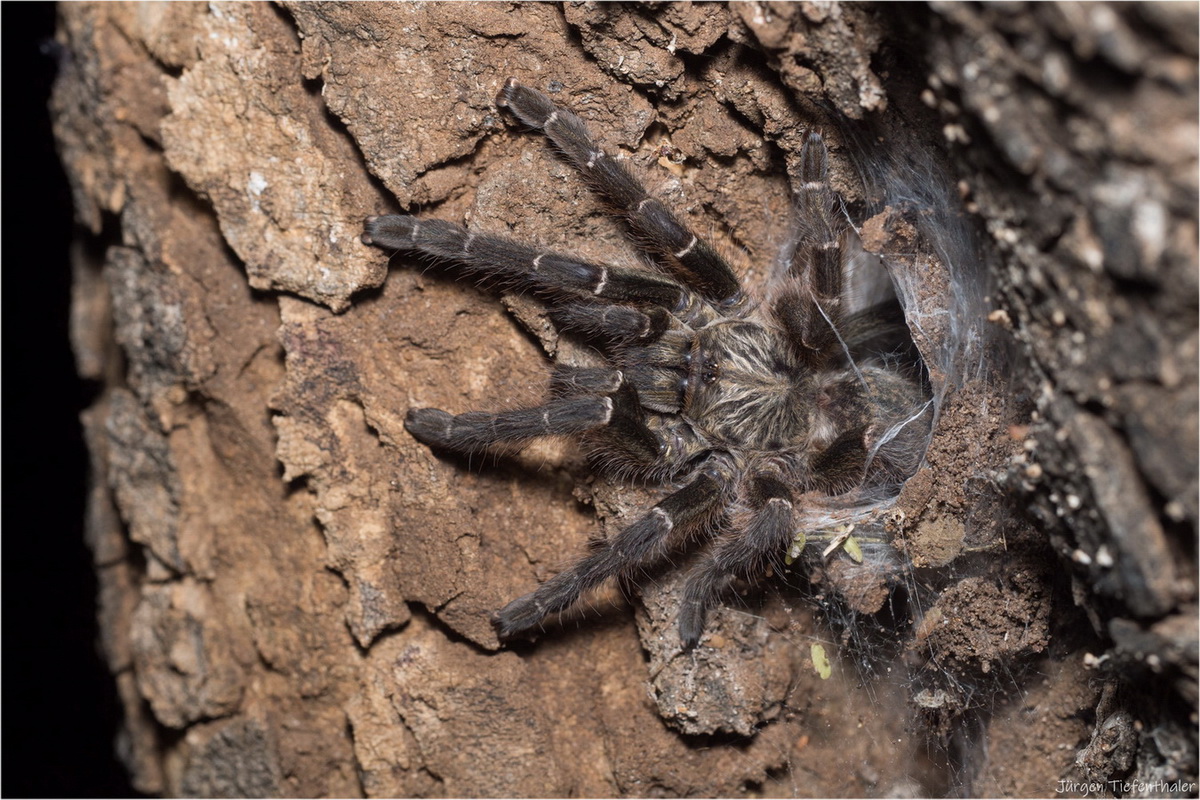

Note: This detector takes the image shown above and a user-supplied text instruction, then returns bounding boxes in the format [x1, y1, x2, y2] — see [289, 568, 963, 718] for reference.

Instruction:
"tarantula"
[362, 79, 931, 648]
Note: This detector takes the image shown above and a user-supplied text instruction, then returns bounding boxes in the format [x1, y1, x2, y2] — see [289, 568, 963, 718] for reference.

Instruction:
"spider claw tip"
[497, 77, 520, 107]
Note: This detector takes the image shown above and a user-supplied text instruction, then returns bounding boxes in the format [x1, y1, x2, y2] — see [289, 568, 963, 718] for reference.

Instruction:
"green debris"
[785, 532, 806, 565]
[820, 523, 856, 559]
[811, 643, 832, 680]
[843, 535, 863, 563]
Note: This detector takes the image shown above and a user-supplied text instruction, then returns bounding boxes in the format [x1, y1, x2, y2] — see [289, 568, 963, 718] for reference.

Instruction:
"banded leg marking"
[363, 215, 685, 308]
[678, 473, 795, 648]
[497, 78, 743, 306]
[495, 468, 726, 639]
[773, 133, 850, 366]
[405, 395, 614, 453]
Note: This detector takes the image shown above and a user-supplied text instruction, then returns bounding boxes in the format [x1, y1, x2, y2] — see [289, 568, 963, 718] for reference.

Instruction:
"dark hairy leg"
[495, 466, 727, 639]
[498, 78, 744, 307]
[406, 367, 662, 461]
[549, 301, 672, 347]
[363, 215, 686, 308]
[677, 472, 795, 648]
[771, 132, 850, 368]
[405, 396, 616, 453]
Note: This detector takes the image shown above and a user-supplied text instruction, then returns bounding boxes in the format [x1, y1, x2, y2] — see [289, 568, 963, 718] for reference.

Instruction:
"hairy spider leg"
[770, 132, 850, 369]
[498, 78, 744, 308]
[677, 472, 795, 648]
[549, 301, 672, 346]
[494, 466, 728, 639]
[363, 215, 688, 308]
[810, 425, 872, 494]
[405, 398, 611, 452]
[406, 369, 660, 461]
[542, 366, 672, 468]
[548, 365, 627, 395]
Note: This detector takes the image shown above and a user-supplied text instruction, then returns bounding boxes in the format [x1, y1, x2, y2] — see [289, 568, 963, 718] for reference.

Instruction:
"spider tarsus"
[496, 76, 520, 107]
[493, 592, 549, 641]
[361, 216, 380, 245]
[496, 77, 556, 129]
[678, 604, 705, 651]
[492, 587, 556, 642]
[404, 407, 454, 448]
[362, 214, 421, 251]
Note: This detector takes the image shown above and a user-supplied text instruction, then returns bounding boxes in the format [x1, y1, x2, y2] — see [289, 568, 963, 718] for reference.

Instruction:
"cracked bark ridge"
[59, 1, 1196, 796]
[914, 2, 1198, 791]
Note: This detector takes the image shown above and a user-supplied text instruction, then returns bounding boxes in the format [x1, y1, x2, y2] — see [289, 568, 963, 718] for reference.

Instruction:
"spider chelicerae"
[363, 78, 932, 649]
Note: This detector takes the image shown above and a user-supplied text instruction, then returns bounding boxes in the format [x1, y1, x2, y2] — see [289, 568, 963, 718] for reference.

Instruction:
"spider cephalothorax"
[363, 78, 931, 648]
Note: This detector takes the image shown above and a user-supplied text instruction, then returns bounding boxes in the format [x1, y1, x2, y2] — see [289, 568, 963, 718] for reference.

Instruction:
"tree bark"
[57, 2, 1195, 796]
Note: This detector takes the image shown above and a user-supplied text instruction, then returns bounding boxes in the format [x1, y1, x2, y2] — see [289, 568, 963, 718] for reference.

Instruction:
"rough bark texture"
[58, 2, 1196, 797]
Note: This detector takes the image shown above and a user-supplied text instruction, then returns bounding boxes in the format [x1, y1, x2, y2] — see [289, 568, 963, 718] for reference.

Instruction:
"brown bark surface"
[58, 2, 1196, 797]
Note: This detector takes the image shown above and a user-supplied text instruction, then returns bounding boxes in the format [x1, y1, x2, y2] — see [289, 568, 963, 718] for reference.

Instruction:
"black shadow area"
[3, 3, 138, 796]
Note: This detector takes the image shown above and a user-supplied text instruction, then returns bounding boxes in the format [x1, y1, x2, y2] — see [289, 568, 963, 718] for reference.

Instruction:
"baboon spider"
[362, 79, 932, 648]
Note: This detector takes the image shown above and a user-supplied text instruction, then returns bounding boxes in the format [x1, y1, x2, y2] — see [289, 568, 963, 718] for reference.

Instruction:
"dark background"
[4, 3, 138, 796]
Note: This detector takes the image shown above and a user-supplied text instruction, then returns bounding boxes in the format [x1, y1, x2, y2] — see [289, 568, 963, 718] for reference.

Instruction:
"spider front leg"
[498, 79, 744, 308]
[494, 463, 729, 640]
[771, 132, 850, 368]
[678, 472, 796, 648]
[363, 215, 687, 308]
